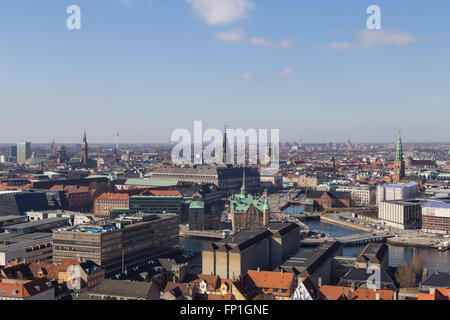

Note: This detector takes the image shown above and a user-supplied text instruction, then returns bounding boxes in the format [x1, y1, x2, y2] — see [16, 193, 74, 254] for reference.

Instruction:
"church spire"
[396, 132, 403, 162]
[223, 125, 227, 165]
[240, 168, 247, 196]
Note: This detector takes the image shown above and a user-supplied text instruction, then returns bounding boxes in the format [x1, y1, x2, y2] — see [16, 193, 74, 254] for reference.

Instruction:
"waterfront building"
[277, 241, 342, 285]
[336, 185, 376, 206]
[230, 172, 270, 232]
[188, 201, 205, 231]
[421, 201, 450, 235]
[306, 190, 351, 210]
[376, 182, 419, 204]
[202, 222, 300, 279]
[52, 214, 179, 276]
[378, 200, 422, 230]
[355, 243, 389, 269]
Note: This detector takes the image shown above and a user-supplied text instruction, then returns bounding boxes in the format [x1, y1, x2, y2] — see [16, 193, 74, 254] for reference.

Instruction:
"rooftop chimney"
[318, 277, 322, 288]
[257, 267, 260, 272]
[375, 292, 380, 300]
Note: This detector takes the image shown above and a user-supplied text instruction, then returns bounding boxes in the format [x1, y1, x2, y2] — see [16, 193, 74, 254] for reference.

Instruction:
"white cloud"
[250, 37, 295, 49]
[186, 0, 254, 25]
[326, 29, 420, 50]
[214, 28, 245, 42]
[118, 0, 134, 7]
[241, 72, 253, 80]
[280, 67, 293, 77]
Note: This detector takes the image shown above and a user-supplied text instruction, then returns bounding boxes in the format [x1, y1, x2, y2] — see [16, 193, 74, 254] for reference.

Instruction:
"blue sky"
[1, 0, 449, 143]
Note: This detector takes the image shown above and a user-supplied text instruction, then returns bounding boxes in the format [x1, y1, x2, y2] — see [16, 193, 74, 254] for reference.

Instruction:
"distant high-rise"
[9, 145, 17, 162]
[81, 131, 88, 167]
[16, 142, 31, 164]
[52, 138, 56, 157]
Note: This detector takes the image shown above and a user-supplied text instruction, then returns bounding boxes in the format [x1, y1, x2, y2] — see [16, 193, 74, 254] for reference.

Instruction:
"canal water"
[179, 219, 449, 272]
[304, 220, 450, 272]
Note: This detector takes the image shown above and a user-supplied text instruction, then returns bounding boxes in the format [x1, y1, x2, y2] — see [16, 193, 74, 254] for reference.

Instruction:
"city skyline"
[1, 0, 449, 143]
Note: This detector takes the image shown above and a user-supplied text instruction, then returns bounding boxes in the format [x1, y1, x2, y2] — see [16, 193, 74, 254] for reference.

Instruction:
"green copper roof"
[189, 201, 205, 209]
[86, 174, 117, 182]
[396, 135, 403, 162]
[263, 199, 270, 211]
[230, 192, 267, 213]
[125, 178, 178, 187]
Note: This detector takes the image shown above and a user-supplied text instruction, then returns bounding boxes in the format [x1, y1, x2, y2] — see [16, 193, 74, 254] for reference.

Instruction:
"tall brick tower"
[393, 134, 405, 183]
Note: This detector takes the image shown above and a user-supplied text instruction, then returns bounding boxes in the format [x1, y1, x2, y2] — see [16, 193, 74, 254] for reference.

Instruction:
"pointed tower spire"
[81, 130, 88, 167]
[396, 132, 403, 162]
[223, 125, 227, 166]
[240, 168, 247, 196]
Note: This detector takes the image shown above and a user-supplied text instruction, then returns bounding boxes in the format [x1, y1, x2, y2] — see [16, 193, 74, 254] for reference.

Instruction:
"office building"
[378, 200, 422, 230]
[52, 214, 179, 276]
[202, 222, 300, 279]
[376, 182, 419, 204]
[16, 142, 31, 164]
[421, 201, 450, 235]
[0, 233, 53, 266]
[151, 166, 260, 197]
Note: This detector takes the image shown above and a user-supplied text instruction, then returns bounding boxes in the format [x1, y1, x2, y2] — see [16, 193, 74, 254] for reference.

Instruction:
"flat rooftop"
[0, 216, 26, 223]
[0, 232, 52, 252]
[4, 217, 70, 231]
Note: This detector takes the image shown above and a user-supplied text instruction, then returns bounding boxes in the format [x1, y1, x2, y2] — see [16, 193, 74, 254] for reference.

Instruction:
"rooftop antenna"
[116, 132, 119, 149]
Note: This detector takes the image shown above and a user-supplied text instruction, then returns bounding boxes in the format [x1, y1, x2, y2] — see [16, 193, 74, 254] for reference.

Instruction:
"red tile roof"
[418, 288, 450, 300]
[318, 285, 394, 300]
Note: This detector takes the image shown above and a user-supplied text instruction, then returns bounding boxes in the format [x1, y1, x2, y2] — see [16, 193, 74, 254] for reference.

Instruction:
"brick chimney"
[318, 277, 322, 288]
